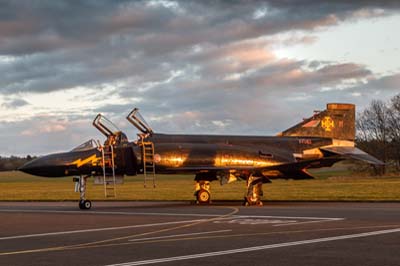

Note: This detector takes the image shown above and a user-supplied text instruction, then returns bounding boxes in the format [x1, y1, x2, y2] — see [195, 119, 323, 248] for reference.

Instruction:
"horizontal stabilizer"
[320, 146, 384, 165]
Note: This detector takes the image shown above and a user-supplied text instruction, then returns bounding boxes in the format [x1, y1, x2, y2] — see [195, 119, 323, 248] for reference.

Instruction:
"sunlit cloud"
[0, 0, 400, 155]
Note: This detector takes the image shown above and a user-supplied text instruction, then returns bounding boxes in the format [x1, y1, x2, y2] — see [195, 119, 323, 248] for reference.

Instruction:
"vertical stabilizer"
[279, 103, 355, 141]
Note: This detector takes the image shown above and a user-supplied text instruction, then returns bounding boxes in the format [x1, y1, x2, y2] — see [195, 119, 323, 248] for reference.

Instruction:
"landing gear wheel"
[196, 189, 210, 204]
[79, 200, 84, 209]
[84, 200, 92, 209]
[244, 196, 263, 207]
[79, 200, 92, 210]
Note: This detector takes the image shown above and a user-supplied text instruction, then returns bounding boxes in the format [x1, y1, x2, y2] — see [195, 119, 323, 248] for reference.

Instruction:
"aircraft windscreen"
[71, 139, 98, 151]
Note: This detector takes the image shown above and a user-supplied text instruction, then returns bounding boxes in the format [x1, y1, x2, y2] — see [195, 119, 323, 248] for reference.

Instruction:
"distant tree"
[356, 99, 390, 174]
[388, 94, 400, 170]
[0, 155, 36, 171]
[356, 94, 400, 174]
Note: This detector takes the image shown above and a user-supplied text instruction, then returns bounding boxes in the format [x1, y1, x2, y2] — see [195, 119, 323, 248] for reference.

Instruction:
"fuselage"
[19, 133, 334, 178]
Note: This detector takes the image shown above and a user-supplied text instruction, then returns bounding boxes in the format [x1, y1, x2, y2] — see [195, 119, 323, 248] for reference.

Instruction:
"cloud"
[0, 1, 398, 97]
[1, 98, 29, 109]
[0, 1, 400, 155]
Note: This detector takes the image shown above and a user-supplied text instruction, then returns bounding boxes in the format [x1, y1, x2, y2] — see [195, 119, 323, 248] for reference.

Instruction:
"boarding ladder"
[101, 145, 117, 197]
[141, 140, 156, 188]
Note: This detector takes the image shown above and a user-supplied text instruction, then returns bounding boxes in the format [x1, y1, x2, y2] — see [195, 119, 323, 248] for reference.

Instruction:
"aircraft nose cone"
[18, 158, 44, 176]
[18, 155, 68, 177]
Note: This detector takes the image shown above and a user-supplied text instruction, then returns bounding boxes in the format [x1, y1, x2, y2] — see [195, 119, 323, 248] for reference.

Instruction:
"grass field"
[1, 168, 400, 201]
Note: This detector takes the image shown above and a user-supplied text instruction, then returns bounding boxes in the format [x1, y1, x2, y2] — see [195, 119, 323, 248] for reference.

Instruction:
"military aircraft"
[19, 103, 383, 209]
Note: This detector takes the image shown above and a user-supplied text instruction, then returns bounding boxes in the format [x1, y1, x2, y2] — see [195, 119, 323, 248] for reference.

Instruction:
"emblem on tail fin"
[321, 116, 335, 132]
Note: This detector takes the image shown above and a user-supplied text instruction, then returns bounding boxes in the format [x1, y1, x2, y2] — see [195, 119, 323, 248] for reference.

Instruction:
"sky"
[1, 0, 400, 156]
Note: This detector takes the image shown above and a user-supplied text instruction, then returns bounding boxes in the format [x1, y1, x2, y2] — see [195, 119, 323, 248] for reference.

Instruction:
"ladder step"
[101, 144, 117, 198]
[141, 140, 156, 188]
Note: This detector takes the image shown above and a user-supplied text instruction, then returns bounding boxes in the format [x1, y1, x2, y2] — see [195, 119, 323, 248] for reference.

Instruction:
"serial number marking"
[298, 139, 312, 145]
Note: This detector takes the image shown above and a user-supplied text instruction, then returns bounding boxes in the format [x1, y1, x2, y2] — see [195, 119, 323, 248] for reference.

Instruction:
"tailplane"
[279, 103, 355, 141]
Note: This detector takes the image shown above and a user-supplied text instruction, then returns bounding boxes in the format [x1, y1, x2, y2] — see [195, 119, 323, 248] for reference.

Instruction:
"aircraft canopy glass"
[71, 139, 99, 151]
[127, 108, 153, 135]
[93, 114, 121, 137]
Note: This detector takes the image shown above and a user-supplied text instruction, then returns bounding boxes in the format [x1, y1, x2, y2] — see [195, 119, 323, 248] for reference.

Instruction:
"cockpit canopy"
[92, 114, 130, 146]
[126, 108, 153, 137]
[71, 139, 99, 152]
[93, 114, 121, 137]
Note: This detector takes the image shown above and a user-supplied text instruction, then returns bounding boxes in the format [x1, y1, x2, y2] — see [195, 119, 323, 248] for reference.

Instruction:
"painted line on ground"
[0, 209, 344, 221]
[129, 229, 232, 242]
[106, 228, 400, 266]
[234, 215, 344, 220]
[273, 219, 344, 227]
[0, 219, 206, 241]
[0, 209, 219, 218]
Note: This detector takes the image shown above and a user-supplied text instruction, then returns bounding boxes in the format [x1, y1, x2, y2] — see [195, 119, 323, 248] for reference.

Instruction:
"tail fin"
[279, 103, 355, 141]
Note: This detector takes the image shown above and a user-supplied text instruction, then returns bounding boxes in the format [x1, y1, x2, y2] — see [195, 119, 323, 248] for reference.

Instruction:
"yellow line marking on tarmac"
[0, 206, 239, 256]
[0, 219, 205, 241]
[128, 229, 232, 242]
[105, 228, 400, 266]
[2, 222, 399, 256]
[0, 209, 227, 217]
[0, 212, 343, 240]
[63, 224, 400, 249]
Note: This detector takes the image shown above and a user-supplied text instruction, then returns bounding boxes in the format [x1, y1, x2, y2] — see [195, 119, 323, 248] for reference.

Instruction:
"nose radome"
[18, 155, 66, 177]
[18, 157, 44, 176]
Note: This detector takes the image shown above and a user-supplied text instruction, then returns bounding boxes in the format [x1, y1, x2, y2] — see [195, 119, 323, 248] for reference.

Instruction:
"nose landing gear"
[74, 175, 92, 210]
[79, 199, 92, 210]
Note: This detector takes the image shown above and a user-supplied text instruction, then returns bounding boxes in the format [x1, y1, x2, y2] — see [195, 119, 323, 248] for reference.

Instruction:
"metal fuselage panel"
[19, 134, 333, 177]
[144, 134, 333, 173]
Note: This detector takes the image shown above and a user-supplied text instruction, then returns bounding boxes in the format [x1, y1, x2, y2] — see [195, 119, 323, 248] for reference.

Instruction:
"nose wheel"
[76, 175, 92, 210]
[79, 200, 92, 210]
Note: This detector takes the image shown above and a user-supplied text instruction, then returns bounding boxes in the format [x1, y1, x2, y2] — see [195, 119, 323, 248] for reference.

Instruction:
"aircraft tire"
[83, 200, 92, 210]
[197, 189, 210, 204]
[79, 200, 92, 210]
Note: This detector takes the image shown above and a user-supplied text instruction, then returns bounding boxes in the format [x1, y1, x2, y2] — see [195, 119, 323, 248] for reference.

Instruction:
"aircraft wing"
[320, 146, 384, 165]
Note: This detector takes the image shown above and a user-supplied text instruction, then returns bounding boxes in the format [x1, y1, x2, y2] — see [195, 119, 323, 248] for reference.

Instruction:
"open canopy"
[93, 114, 121, 137]
[126, 108, 153, 135]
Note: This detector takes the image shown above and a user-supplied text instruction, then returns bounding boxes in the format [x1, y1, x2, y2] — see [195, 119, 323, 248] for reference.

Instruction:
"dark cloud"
[0, 0, 400, 155]
[1, 98, 29, 109]
[0, 0, 399, 95]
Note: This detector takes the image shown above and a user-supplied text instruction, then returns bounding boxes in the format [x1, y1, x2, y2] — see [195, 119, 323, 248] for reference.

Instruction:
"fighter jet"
[19, 103, 383, 209]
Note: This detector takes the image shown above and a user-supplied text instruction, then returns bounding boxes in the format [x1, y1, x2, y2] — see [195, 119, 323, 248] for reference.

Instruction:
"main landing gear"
[244, 174, 269, 206]
[194, 173, 270, 206]
[74, 175, 92, 210]
[194, 180, 211, 204]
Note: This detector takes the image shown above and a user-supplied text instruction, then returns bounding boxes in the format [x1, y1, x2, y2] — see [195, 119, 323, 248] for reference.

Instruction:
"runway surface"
[0, 201, 399, 266]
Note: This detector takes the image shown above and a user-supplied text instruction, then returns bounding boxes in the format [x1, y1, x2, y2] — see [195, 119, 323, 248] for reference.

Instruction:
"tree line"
[356, 93, 400, 174]
[0, 155, 36, 171]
